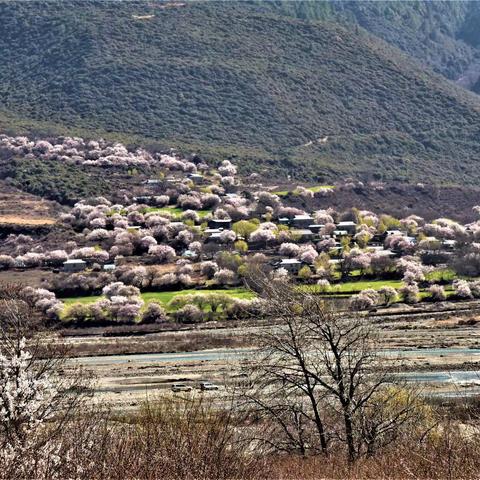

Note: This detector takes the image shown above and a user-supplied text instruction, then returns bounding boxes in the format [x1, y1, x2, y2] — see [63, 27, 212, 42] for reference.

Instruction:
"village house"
[206, 232, 224, 243]
[164, 176, 183, 187]
[386, 230, 404, 237]
[142, 179, 161, 186]
[333, 229, 349, 238]
[63, 259, 87, 273]
[188, 173, 205, 184]
[204, 228, 235, 244]
[208, 218, 232, 229]
[291, 228, 315, 242]
[182, 249, 198, 258]
[274, 258, 305, 274]
[336, 221, 356, 234]
[133, 195, 153, 203]
[291, 214, 314, 228]
[442, 239, 456, 250]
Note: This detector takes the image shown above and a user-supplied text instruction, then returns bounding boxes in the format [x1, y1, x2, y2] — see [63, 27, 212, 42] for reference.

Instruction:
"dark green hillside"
[1, 1, 480, 183]
[0, 157, 112, 204]
[254, 1, 480, 83]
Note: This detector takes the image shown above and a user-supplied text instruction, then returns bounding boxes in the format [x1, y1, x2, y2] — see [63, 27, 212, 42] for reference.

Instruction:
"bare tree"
[242, 282, 329, 455]
[241, 276, 423, 462]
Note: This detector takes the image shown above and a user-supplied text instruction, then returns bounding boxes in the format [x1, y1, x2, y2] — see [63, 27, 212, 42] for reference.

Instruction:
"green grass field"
[331, 279, 403, 293]
[300, 279, 403, 295]
[61, 287, 254, 313]
[144, 206, 211, 218]
[425, 268, 457, 282]
[61, 275, 464, 319]
[274, 185, 335, 196]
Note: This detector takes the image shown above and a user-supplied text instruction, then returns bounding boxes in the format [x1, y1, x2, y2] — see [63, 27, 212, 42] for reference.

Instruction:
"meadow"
[144, 206, 212, 218]
[61, 287, 254, 315]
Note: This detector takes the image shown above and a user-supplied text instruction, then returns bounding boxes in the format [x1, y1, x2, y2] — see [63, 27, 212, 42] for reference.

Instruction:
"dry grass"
[0, 182, 60, 225]
[4, 391, 480, 479]
[5, 396, 266, 480]
[267, 432, 480, 479]
[59, 329, 251, 357]
[0, 214, 55, 225]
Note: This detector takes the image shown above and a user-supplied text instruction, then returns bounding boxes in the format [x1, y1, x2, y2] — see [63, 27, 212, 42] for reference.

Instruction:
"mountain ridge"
[1, 1, 480, 184]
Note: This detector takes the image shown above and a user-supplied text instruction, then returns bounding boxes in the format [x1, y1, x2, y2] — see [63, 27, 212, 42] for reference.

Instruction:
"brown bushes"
[14, 396, 266, 480]
[96, 397, 263, 480]
[266, 427, 480, 479]
[7, 399, 480, 480]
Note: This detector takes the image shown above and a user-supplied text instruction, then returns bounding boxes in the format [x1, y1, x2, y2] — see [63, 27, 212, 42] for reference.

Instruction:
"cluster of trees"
[49, 271, 114, 296]
[1, 134, 164, 168]
[350, 276, 480, 310]
[10, 187, 480, 320]
[0, 245, 110, 270]
[64, 282, 147, 325]
[270, 205, 480, 291]
[22, 286, 64, 320]
[9, 137, 480, 326]
[168, 293, 262, 323]
[349, 286, 398, 311]
[62, 285, 261, 326]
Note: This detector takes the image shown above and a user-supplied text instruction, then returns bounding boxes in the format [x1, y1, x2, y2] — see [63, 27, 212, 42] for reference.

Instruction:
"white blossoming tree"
[0, 285, 92, 478]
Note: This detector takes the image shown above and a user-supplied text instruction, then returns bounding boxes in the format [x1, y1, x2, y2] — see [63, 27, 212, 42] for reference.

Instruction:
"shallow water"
[397, 370, 480, 384]
[384, 348, 480, 357]
[70, 347, 480, 366]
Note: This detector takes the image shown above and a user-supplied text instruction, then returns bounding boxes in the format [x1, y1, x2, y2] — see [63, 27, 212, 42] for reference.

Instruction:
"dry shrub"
[87, 395, 265, 480]
[6, 401, 480, 480]
[266, 424, 480, 479]
[1, 395, 266, 480]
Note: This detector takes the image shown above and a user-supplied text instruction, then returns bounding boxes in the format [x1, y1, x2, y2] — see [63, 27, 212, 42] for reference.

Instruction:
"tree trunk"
[311, 398, 328, 454]
[344, 410, 356, 463]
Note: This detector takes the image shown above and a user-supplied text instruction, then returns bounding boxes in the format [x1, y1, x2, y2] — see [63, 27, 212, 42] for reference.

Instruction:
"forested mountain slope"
[1, 1, 480, 184]
[255, 1, 480, 85]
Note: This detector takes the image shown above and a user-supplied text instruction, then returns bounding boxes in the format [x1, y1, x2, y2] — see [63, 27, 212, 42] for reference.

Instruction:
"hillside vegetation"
[1, 2, 480, 183]
[0, 157, 113, 205]
[256, 1, 480, 83]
